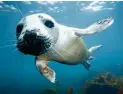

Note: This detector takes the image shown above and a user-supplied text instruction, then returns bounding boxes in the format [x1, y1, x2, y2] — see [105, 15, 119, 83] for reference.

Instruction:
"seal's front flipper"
[35, 57, 56, 83]
[74, 18, 114, 37]
[83, 61, 91, 70]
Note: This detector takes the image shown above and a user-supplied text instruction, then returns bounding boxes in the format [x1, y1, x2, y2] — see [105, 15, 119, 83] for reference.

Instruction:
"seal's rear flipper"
[83, 61, 91, 70]
[74, 18, 114, 37]
[35, 57, 56, 83]
[88, 45, 102, 53]
[88, 56, 95, 60]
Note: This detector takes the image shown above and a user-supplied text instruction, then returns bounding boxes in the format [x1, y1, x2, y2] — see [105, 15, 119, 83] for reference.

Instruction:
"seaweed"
[41, 88, 57, 94]
[40, 73, 123, 94]
[82, 72, 123, 94]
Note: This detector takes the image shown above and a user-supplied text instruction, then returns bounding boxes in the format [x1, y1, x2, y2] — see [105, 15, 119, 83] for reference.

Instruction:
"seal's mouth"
[17, 34, 52, 56]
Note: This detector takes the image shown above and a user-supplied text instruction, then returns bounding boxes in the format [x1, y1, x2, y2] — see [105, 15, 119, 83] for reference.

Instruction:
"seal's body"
[44, 25, 89, 65]
[16, 13, 114, 83]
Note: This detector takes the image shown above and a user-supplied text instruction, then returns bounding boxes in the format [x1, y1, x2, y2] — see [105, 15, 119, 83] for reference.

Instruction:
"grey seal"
[16, 13, 114, 83]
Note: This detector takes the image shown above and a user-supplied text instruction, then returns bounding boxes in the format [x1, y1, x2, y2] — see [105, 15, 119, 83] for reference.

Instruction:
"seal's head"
[16, 13, 59, 56]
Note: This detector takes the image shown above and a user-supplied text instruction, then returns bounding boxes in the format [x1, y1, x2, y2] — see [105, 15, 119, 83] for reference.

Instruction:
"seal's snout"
[17, 28, 52, 56]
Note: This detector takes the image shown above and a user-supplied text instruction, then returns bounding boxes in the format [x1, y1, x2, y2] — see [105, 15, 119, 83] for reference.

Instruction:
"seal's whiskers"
[12, 48, 18, 53]
[6, 40, 16, 42]
[0, 44, 16, 49]
[15, 3, 24, 17]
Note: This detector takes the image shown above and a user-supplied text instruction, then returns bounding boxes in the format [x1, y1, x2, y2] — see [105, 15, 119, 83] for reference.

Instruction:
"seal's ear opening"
[16, 24, 24, 39]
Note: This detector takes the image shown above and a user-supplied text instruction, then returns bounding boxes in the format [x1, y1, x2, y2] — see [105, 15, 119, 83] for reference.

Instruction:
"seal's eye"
[44, 20, 54, 28]
[16, 24, 24, 34]
[16, 24, 24, 38]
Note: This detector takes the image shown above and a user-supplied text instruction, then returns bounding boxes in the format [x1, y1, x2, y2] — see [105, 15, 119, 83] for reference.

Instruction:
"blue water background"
[0, 1, 123, 94]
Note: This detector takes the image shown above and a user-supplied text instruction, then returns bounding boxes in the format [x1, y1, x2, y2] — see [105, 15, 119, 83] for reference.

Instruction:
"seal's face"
[16, 13, 59, 56]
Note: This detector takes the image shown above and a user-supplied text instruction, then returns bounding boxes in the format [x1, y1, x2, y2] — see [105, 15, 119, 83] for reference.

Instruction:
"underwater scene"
[0, 1, 123, 94]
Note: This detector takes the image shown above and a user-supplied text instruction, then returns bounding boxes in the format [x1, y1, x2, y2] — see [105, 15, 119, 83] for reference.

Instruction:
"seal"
[16, 13, 114, 83]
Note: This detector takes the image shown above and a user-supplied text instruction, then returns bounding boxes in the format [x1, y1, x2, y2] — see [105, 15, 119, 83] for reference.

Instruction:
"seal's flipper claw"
[35, 58, 56, 83]
[83, 61, 91, 70]
[94, 17, 114, 33]
[86, 17, 114, 34]
[74, 17, 114, 37]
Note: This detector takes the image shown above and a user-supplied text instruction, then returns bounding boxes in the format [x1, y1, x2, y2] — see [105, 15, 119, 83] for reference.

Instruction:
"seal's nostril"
[18, 39, 22, 42]
[22, 32, 24, 34]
